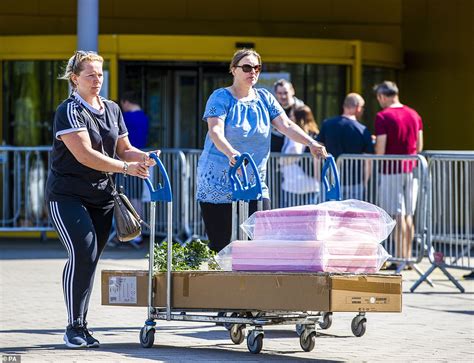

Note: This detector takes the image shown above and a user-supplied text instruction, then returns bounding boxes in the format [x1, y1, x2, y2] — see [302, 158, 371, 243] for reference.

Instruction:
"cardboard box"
[101, 270, 401, 312]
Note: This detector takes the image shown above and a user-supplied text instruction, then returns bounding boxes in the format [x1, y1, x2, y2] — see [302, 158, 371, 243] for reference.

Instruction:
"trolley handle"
[144, 153, 173, 202]
[321, 155, 341, 201]
[229, 153, 263, 201]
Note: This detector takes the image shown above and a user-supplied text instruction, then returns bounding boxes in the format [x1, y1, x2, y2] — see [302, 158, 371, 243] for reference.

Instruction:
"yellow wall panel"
[260, 0, 334, 22]
[332, 0, 401, 23]
[187, 0, 259, 20]
[400, 0, 474, 150]
[0, 0, 402, 46]
[38, 0, 76, 16]
[0, 0, 39, 14]
[0, 15, 75, 35]
[101, 0, 187, 19]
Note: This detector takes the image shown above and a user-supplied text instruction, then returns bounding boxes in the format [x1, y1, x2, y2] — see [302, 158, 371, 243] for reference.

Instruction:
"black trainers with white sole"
[83, 325, 100, 348]
[64, 323, 87, 348]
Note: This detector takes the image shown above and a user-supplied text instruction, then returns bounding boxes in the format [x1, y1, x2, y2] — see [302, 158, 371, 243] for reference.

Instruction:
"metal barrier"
[181, 149, 206, 242]
[0, 146, 53, 233]
[0, 146, 188, 242]
[267, 153, 323, 209]
[411, 151, 474, 293]
[336, 154, 430, 279]
[2, 145, 471, 293]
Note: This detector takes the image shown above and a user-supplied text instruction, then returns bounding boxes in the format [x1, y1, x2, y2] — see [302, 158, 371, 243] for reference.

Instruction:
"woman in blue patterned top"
[197, 49, 327, 252]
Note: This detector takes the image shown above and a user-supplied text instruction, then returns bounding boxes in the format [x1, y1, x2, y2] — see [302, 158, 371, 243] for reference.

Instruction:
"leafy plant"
[153, 239, 219, 272]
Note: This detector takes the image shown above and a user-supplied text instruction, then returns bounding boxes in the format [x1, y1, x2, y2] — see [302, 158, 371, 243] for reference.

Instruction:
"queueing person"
[196, 49, 327, 253]
[280, 105, 321, 207]
[46, 51, 159, 348]
[271, 79, 311, 152]
[374, 81, 423, 263]
[316, 93, 374, 200]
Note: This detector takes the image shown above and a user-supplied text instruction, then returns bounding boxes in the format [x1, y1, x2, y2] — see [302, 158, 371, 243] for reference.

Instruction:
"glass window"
[2, 59, 110, 146]
[3, 61, 68, 146]
[120, 64, 170, 148]
[362, 66, 398, 132]
[259, 63, 346, 129]
[306, 64, 346, 126]
[120, 61, 348, 149]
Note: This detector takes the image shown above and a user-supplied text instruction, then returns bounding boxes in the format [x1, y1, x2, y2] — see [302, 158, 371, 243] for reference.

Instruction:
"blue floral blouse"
[196, 87, 284, 204]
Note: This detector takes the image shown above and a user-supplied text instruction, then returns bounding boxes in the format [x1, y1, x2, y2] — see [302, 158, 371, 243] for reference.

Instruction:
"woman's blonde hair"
[59, 51, 104, 89]
[293, 105, 319, 135]
[229, 49, 261, 73]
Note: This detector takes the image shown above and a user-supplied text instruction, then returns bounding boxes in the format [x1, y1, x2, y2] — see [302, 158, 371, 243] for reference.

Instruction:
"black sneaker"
[64, 323, 87, 348]
[463, 271, 474, 280]
[83, 325, 100, 348]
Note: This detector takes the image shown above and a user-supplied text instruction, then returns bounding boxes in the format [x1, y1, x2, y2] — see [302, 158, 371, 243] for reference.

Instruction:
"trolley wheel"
[247, 331, 263, 354]
[319, 312, 333, 330]
[351, 317, 367, 337]
[139, 326, 155, 348]
[230, 324, 245, 345]
[299, 331, 316, 352]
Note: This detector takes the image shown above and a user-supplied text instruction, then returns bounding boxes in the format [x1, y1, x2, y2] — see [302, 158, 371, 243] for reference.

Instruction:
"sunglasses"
[235, 64, 262, 73]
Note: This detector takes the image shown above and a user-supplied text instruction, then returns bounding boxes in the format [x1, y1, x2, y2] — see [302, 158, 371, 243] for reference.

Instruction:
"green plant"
[153, 240, 219, 272]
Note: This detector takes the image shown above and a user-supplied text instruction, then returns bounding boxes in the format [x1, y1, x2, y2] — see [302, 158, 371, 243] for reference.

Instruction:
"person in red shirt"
[374, 81, 423, 263]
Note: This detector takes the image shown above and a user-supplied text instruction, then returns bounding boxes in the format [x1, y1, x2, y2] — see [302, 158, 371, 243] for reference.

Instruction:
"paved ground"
[0, 239, 473, 362]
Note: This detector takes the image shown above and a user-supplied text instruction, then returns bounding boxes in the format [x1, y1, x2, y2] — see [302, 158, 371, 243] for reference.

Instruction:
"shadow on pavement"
[0, 325, 207, 336]
[1, 342, 344, 362]
[0, 239, 148, 260]
[179, 328, 353, 341]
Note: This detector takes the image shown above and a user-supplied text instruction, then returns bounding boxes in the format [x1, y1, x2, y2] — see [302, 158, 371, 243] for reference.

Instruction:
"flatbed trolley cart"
[315, 154, 368, 337]
[135, 153, 398, 354]
[140, 153, 326, 353]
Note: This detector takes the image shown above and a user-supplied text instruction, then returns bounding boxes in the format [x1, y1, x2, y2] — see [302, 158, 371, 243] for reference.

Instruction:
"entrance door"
[120, 61, 230, 149]
[174, 71, 198, 148]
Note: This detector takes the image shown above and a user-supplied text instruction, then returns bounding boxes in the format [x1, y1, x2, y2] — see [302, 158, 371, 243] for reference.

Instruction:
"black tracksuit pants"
[200, 198, 271, 253]
[48, 200, 113, 325]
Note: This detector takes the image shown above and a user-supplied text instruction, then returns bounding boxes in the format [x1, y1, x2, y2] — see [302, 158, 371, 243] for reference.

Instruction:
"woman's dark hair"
[293, 105, 319, 135]
[229, 49, 261, 73]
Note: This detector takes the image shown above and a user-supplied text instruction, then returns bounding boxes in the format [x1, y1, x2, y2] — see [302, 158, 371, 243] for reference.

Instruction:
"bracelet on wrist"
[122, 161, 129, 175]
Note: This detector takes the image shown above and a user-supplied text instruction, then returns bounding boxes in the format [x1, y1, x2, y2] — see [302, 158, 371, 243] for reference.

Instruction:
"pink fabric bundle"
[242, 200, 396, 243]
[216, 200, 395, 273]
[229, 240, 389, 273]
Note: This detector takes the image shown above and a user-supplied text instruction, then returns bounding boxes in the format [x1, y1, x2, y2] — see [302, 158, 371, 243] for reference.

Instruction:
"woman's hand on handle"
[227, 152, 241, 167]
[308, 140, 328, 159]
[126, 161, 150, 179]
[143, 150, 161, 167]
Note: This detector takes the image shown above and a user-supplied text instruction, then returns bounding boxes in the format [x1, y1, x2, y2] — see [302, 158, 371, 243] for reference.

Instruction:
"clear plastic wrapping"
[216, 240, 391, 273]
[240, 199, 396, 243]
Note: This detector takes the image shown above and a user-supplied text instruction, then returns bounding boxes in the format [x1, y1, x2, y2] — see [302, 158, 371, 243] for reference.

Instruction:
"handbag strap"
[71, 96, 120, 193]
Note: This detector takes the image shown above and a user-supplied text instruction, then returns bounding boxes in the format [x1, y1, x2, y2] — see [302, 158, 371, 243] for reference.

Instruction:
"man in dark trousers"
[317, 93, 374, 199]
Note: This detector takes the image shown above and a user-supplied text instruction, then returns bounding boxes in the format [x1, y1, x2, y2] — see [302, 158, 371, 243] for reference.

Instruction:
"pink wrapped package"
[216, 240, 391, 273]
[241, 199, 396, 243]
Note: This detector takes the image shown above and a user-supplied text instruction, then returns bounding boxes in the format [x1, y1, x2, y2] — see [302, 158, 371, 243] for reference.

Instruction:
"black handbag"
[107, 174, 144, 242]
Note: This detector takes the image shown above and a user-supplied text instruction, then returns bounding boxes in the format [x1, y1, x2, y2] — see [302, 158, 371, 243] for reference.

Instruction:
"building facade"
[0, 0, 472, 149]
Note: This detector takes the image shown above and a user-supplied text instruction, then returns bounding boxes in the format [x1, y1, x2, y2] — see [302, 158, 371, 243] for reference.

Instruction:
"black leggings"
[48, 200, 113, 325]
[200, 199, 271, 252]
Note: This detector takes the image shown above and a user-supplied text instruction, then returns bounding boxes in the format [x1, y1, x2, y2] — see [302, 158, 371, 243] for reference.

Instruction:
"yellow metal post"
[109, 54, 118, 101]
[0, 61, 3, 142]
[351, 40, 362, 94]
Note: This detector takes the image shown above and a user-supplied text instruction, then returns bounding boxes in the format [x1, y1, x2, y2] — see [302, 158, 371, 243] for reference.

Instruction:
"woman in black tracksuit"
[46, 51, 158, 348]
